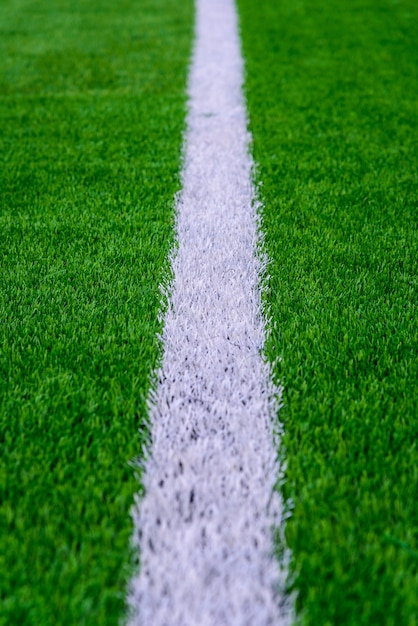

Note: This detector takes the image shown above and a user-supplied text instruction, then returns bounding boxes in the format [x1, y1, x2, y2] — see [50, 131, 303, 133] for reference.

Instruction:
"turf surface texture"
[1, 0, 418, 625]
[0, 1, 193, 624]
[238, 0, 418, 624]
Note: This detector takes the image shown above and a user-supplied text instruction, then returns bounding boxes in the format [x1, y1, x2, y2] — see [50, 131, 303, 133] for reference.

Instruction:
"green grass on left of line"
[0, 1, 193, 625]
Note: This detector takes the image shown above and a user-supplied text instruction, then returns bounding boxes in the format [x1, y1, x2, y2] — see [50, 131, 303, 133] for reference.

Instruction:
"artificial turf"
[237, 0, 418, 624]
[0, 1, 193, 624]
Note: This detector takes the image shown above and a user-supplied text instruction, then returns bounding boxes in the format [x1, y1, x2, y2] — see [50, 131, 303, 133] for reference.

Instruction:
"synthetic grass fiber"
[0, 1, 193, 624]
[237, 0, 418, 624]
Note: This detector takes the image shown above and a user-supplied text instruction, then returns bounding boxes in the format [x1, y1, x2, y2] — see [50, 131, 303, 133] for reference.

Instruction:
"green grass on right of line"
[238, 0, 418, 624]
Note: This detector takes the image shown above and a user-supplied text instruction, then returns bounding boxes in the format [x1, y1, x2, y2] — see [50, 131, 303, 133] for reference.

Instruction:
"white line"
[128, 0, 291, 624]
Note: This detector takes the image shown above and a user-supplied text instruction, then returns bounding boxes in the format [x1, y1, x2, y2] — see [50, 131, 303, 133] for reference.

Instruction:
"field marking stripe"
[128, 0, 291, 623]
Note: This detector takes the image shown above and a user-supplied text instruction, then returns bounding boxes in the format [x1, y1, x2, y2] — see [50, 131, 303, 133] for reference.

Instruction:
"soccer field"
[1, 0, 417, 624]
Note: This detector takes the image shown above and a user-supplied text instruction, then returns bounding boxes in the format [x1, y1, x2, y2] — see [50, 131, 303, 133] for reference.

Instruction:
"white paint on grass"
[128, 0, 291, 623]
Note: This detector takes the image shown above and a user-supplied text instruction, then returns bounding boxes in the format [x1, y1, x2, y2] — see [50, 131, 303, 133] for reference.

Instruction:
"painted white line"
[128, 0, 291, 623]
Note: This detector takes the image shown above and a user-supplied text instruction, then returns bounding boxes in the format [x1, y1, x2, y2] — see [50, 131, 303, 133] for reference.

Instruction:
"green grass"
[0, 1, 193, 624]
[237, 0, 418, 624]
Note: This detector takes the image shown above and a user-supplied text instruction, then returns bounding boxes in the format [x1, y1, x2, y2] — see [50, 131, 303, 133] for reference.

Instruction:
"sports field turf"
[0, 1, 193, 624]
[2, 0, 418, 624]
[237, 0, 418, 624]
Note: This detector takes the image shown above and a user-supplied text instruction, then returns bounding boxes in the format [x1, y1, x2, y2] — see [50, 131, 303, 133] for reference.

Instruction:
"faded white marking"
[127, 0, 291, 623]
